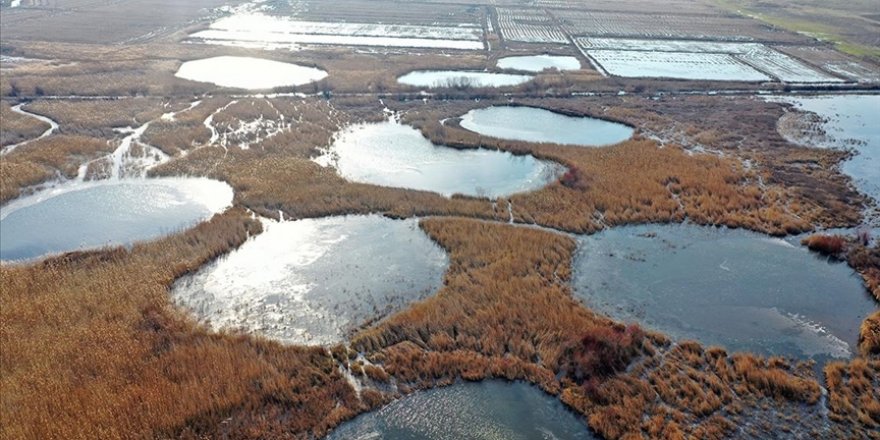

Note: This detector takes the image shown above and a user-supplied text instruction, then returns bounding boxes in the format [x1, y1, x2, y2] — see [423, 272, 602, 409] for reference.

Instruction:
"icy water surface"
[171, 215, 448, 345]
[398, 70, 533, 88]
[314, 120, 561, 197]
[327, 381, 597, 440]
[460, 106, 633, 146]
[0, 178, 233, 261]
[775, 95, 880, 204]
[175, 56, 327, 89]
[573, 224, 875, 361]
[497, 55, 581, 72]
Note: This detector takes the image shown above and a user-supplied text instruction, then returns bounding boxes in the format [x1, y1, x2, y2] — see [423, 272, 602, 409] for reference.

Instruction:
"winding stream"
[1, 104, 59, 155]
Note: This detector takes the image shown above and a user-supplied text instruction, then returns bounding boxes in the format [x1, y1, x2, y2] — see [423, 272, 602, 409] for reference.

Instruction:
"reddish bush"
[560, 165, 589, 190]
[801, 234, 846, 256]
[569, 324, 645, 382]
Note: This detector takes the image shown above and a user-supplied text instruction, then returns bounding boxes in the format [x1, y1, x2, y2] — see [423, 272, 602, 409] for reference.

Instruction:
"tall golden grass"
[861, 311, 880, 357]
[0, 134, 112, 203]
[0, 101, 50, 146]
[25, 98, 166, 135]
[825, 358, 880, 431]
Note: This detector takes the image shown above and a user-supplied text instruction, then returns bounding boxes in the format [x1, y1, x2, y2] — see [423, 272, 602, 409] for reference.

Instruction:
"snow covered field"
[495, 8, 568, 44]
[578, 38, 844, 83]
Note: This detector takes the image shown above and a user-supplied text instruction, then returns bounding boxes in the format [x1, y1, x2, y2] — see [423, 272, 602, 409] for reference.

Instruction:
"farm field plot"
[557, 10, 807, 43]
[774, 46, 880, 83]
[536, 0, 724, 15]
[495, 8, 567, 44]
[271, 0, 484, 27]
[578, 38, 845, 82]
[586, 50, 771, 81]
[190, 6, 485, 50]
[0, 0, 236, 43]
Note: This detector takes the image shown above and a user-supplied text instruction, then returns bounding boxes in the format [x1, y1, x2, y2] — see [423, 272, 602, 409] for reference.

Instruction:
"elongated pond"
[171, 215, 448, 345]
[398, 70, 533, 88]
[326, 381, 596, 440]
[175, 56, 328, 89]
[497, 55, 581, 72]
[459, 106, 633, 146]
[314, 120, 561, 197]
[572, 224, 875, 361]
[0, 178, 233, 261]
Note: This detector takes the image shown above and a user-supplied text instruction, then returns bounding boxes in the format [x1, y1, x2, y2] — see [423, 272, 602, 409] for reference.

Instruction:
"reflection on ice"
[314, 120, 561, 198]
[171, 215, 449, 346]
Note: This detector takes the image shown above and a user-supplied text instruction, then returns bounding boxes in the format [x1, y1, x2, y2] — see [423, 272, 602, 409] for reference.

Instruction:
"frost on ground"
[496, 8, 568, 44]
[577, 38, 845, 83]
[496, 55, 581, 72]
[397, 70, 533, 88]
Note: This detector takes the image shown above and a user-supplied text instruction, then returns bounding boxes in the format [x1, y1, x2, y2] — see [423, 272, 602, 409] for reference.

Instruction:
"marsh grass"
[0, 101, 49, 146]
[0, 134, 112, 203]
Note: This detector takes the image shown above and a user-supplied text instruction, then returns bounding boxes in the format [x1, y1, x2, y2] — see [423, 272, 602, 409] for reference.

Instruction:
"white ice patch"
[175, 56, 327, 89]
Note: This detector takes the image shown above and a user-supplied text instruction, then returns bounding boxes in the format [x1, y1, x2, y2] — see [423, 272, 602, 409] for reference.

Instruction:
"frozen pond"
[573, 224, 875, 361]
[497, 55, 581, 72]
[774, 95, 880, 204]
[327, 381, 596, 440]
[459, 106, 633, 146]
[314, 120, 561, 198]
[175, 56, 327, 89]
[398, 71, 533, 88]
[171, 215, 448, 346]
[0, 178, 233, 261]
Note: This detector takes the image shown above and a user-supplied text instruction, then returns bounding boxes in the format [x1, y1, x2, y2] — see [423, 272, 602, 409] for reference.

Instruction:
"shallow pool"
[171, 215, 448, 345]
[326, 381, 597, 440]
[572, 224, 875, 360]
[460, 106, 633, 146]
[314, 120, 561, 198]
[774, 95, 880, 204]
[0, 178, 233, 261]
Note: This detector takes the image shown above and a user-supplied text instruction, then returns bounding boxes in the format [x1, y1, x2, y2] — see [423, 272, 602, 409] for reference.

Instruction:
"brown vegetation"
[861, 311, 880, 357]
[0, 134, 111, 203]
[401, 102, 830, 236]
[825, 359, 880, 432]
[24, 98, 167, 136]
[802, 233, 847, 256]
[0, 101, 49, 146]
